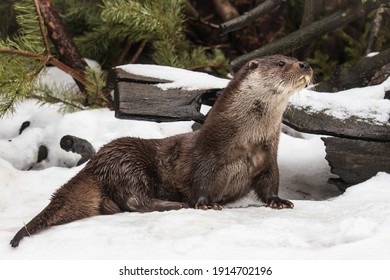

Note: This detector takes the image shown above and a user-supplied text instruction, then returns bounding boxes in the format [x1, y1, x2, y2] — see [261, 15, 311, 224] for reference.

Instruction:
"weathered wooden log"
[322, 137, 390, 190]
[283, 106, 390, 142]
[114, 68, 220, 123]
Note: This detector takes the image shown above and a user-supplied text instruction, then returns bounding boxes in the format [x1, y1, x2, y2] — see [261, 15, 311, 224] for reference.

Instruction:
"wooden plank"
[322, 137, 390, 189]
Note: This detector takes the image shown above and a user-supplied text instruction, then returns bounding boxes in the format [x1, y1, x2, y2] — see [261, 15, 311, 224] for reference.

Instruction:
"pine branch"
[31, 93, 84, 111]
[0, 0, 108, 116]
[0, 48, 86, 84]
[84, 66, 108, 107]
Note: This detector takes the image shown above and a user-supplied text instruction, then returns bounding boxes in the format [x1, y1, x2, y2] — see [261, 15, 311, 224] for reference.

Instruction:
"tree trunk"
[37, 0, 88, 96]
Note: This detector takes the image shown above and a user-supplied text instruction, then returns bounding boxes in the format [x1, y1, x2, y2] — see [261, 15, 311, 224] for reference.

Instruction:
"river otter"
[10, 55, 313, 247]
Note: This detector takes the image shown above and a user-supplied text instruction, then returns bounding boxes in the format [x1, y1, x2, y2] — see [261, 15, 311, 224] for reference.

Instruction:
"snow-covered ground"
[0, 63, 389, 260]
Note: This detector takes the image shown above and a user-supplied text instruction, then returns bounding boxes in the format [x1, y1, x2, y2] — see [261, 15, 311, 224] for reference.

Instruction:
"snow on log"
[283, 106, 390, 142]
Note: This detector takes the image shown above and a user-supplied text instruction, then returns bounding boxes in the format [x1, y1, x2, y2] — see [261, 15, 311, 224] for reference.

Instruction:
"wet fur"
[10, 55, 313, 247]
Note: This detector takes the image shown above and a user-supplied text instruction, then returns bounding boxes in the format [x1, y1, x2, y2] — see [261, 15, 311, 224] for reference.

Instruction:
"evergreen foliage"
[1, 0, 227, 117]
[0, 0, 45, 117]
[36, 66, 108, 113]
[0, 0, 108, 117]
[52, 0, 111, 62]
[84, 66, 109, 108]
[54, 0, 227, 71]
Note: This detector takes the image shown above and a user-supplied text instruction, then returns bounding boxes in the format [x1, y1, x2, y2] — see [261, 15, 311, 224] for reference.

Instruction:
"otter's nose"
[299, 61, 310, 70]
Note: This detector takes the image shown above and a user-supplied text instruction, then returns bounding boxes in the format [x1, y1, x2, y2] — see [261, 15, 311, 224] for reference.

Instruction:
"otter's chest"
[211, 143, 270, 202]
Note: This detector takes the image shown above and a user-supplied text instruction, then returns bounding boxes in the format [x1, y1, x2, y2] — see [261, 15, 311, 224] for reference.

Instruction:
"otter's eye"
[278, 61, 285, 67]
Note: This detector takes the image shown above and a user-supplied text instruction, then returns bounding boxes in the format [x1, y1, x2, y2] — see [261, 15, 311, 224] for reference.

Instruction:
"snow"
[1, 63, 389, 260]
[117, 64, 229, 90]
[290, 77, 390, 124]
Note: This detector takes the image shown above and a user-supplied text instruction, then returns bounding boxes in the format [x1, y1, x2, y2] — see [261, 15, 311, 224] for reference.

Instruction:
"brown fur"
[10, 55, 313, 247]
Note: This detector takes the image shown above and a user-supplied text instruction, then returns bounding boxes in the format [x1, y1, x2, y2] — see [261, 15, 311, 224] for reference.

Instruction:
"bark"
[219, 0, 282, 36]
[229, 0, 387, 72]
[37, 0, 88, 94]
[314, 48, 390, 92]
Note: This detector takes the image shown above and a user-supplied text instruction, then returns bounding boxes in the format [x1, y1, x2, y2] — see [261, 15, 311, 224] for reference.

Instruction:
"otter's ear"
[248, 60, 259, 70]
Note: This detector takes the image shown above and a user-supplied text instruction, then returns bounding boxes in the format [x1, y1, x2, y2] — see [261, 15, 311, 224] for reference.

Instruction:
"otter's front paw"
[195, 197, 222, 210]
[266, 197, 294, 209]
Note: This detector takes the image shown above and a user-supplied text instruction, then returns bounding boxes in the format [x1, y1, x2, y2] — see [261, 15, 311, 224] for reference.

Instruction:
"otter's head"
[239, 55, 313, 97]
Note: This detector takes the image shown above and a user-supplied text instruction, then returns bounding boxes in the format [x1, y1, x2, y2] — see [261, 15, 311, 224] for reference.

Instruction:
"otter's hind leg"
[10, 173, 102, 247]
[126, 197, 189, 213]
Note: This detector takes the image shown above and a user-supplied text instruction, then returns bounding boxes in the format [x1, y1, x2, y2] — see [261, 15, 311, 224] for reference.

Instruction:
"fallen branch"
[229, 0, 386, 72]
[220, 0, 282, 36]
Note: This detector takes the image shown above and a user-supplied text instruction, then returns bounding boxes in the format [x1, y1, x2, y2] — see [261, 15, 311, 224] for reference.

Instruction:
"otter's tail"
[10, 172, 102, 247]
